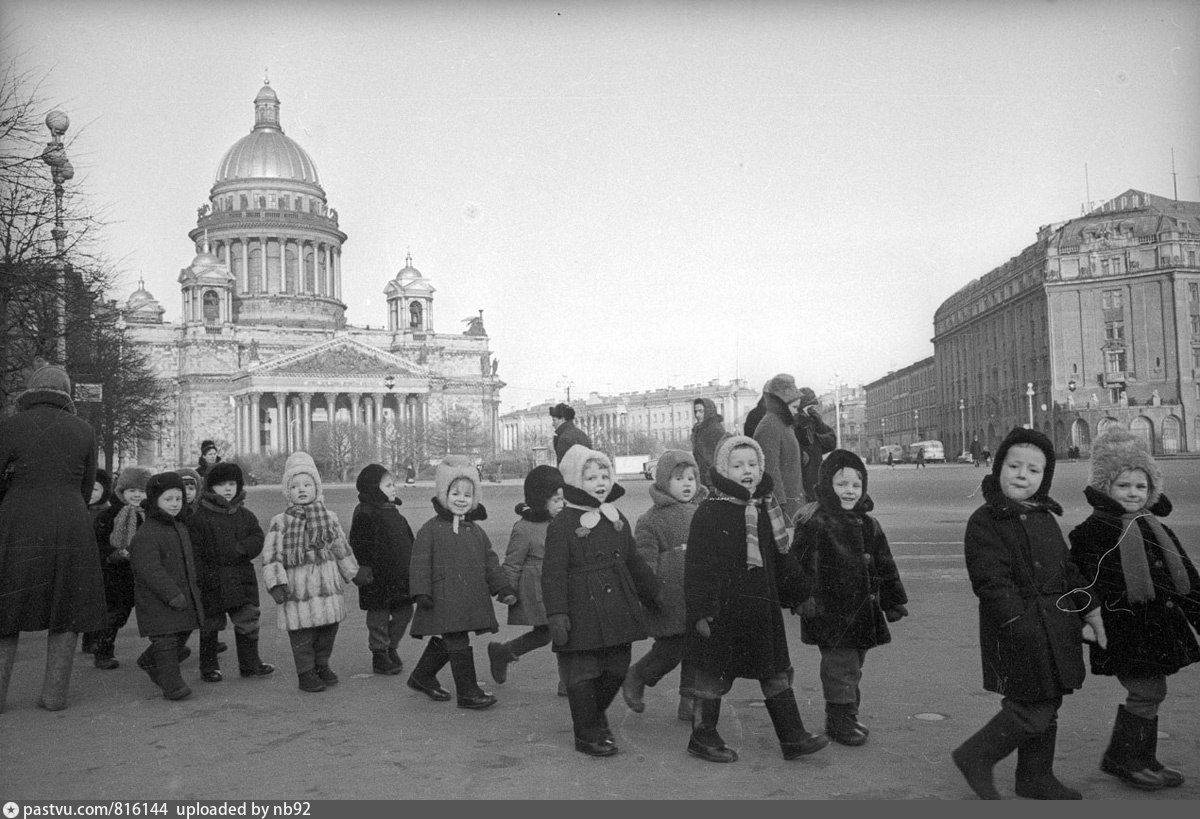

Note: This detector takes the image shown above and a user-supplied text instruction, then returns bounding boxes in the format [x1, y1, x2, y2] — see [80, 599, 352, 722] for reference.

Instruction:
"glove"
[695, 616, 713, 638]
[884, 604, 908, 623]
[414, 594, 435, 610]
[548, 613, 571, 646]
[793, 597, 817, 618]
[168, 594, 188, 611]
[268, 585, 288, 605]
[1082, 607, 1108, 650]
[351, 566, 374, 587]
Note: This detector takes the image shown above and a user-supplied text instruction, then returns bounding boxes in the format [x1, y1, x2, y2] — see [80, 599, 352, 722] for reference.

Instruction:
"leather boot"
[593, 671, 624, 741]
[92, 628, 119, 670]
[1145, 714, 1184, 787]
[487, 641, 516, 684]
[297, 669, 326, 692]
[199, 630, 222, 682]
[1100, 705, 1167, 790]
[37, 630, 76, 711]
[151, 637, 191, 701]
[449, 647, 495, 709]
[1014, 723, 1083, 799]
[567, 680, 616, 756]
[825, 702, 868, 746]
[952, 710, 1027, 799]
[620, 665, 646, 713]
[373, 649, 402, 675]
[235, 632, 275, 678]
[687, 697, 738, 762]
[766, 689, 828, 759]
[0, 635, 17, 714]
[406, 639, 451, 701]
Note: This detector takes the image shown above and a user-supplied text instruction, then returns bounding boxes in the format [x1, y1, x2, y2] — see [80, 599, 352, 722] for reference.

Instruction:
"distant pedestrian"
[980, 448, 991, 468]
[550, 403, 591, 464]
[970, 437, 982, 468]
[792, 387, 836, 499]
[751, 374, 806, 524]
[90, 466, 152, 671]
[691, 398, 726, 490]
[196, 440, 221, 480]
[886, 451, 895, 469]
[81, 468, 113, 655]
[915, 448, 926, 469]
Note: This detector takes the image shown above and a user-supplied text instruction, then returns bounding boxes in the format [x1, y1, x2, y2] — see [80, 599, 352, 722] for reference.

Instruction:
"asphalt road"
[2, 460, 1197, 800]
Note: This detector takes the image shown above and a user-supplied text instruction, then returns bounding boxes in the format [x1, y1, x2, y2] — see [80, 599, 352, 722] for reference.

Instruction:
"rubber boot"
[952, 710, 1027, 799]
[235, 632, 275, 678]
[1100, 705, 1167, 790]
[825, 701, 868, 746]
[0, 635, 17, 714]
[92, 629, 119, 670]
[765, 688, 829, 759]
[621, 664, 646, 713]
[37, 630, 76, 711]
[372, 649, 401, 675]
[1014, 723, 1083, 799]
[1146, 714, 1184, 787]
[449, 647, 495, 709]
[151, 637, 191, 701]
[687, 697, 738, 762]
[199, 630, 222, 682]
[406, 639, 451, 701]
[593, 671, 624, 742]
[567, 680, 615, 756]
[487, 641, 517, 684]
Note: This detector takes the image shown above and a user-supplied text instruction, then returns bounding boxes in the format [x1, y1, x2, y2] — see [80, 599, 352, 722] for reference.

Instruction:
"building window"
[1190, 283, 1199, 304]
[1192, 347, 1200, 369]
[409, 301, 422, 328]
[1106, 349, 1126, 373]
[1191, 315, 1200, 337]
[1101, 289, 1123, 310]
[202, 290, 220, 325]
[1105, 320, 1125, 341]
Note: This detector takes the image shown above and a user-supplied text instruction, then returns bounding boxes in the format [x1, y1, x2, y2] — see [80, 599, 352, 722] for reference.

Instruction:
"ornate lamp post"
[41, 110, 74, 363]
[958, 398, 966, 457]
[828, 372, 846, 449]
[1026, 382, 1035, 429]
[913, 408, 920, 440]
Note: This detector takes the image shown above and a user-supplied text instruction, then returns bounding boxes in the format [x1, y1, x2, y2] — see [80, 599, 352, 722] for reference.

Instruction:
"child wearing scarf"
[543, 445, 661, 757]
[261, 451, 360, 693]
[682, 435, 826, 764]
[90, 466, 152, 670]
[1068, 428, 1199, 791]
[406, 456, 515, 710]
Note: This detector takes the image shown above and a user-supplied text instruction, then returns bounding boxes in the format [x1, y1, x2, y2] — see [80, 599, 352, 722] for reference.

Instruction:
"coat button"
[1154, 560, 1164, 567]
[613, 550, 621, 559]
[1019, 514, 1027, 521]
[605, 586, 612, 593]
[1165, 600, 1174, 608]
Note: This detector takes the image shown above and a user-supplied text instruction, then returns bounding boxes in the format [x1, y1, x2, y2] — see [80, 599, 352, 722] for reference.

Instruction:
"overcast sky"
[5, 0, 1199, 412]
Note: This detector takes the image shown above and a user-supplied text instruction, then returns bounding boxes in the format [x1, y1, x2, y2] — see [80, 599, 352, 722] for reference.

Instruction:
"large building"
[121, 83, 503, 471]
[862, 357, 938, 462]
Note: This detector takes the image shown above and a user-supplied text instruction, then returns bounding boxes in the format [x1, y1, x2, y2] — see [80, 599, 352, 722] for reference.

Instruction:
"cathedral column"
[324, 392, 338, 426]
[272, 392, 288, 453]
[301, 393, 313, 449]
[289, 397, 303, 452]
[326, 245, 335, 301]
[249, 392, 262, 455]
[241, 240, 249, 293]
[234, 396, 245, 455]
[261, 236, 272, 294]
[371, 393, 385, 458]
[348, 393, 361, 428]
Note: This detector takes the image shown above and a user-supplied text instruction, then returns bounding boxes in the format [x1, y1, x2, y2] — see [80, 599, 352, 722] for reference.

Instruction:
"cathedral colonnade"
[231, 390, 428, 456]
[209, 237, 342, 300]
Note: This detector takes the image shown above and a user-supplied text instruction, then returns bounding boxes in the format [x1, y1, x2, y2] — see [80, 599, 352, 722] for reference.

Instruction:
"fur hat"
[114, 466, 153, 497]
[991, 426, 1057, 500]
[549, 402, 576, 422]
[796, 387, 818, 410]
[815, 449, 871, 512]
[523, 464, 564, 511]
[281, 450, 323, 501]
[434, 455, 479, 511]
[763, 373, 804, 406]
[1088, 428, 1162, 507]
[200, 439, 218, 455]
[145, 471, 186, 510]
[712, 435, 765, 479]
[205, 461, 244, 494]
[558, 444, 615, 489]
[653, 449, 698, 492]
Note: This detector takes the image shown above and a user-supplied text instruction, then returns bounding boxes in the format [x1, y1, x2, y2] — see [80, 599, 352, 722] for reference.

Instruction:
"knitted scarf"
[280, 500, 340, 569]
[712, 489, 791, 567]
[110, 503, 144, 553]
[1109, 509, 1192, 603]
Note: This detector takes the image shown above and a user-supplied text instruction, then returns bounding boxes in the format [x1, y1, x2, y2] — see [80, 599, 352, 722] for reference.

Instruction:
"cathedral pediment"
[250, 337, 427, 377]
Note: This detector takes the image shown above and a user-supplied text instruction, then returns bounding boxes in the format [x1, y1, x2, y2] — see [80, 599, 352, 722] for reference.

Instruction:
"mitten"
[167, 594, 188, 611]
[268, 585, 288, 605]
[548, 613, 571, 646]
[497, 588, 517, 606]
[695, 616, 713, 638]
[793, 597, 817, 618]
[884, 604, 908, 623]
[1082, 607, 1108, 649]
[352, 565, 374, 586]
[414, 594, 435, 610]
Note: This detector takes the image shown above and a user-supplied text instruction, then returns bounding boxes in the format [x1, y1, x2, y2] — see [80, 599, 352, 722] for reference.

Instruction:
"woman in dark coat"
[690, 398, 726, 489]
[0, 365, 103, 713]
[750, 374, 805, 523]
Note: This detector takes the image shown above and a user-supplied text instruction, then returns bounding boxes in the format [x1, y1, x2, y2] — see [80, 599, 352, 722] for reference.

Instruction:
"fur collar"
[1082, 484, 1172, 518]
[980, 474, 1063, 517]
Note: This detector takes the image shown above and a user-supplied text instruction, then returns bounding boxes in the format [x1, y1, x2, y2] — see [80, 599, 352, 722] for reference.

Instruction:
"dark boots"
[92, 629, 119, 670]
[1100, 705, 1169, 790]
[406, 639, 451, 701]
[1014, 723, 1082, 799]
[765, 689, 829, 759]
[687, 697, 738, 763]
[487, 641, 516, 684]
[235, 632, 275, 678]
[150, 638, 191, 701]
[449, 647, 495, 709]
[620, 665, 646, 713]
[372, 649, 402, 675]
[952, 710, 1027, 799]
[567, 680, 616, 757]
[593, 670, 624, 740]
[825, 701, 868, 746]
[677, 696, 695, 722]
[1145, 714, 1184, 787]
[199, 630, 222, 682]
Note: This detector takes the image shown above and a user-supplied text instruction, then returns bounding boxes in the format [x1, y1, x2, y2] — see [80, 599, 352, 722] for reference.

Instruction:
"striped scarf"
[1110, 510, 1192, 603]
[714, 490, 791, 568]
[110, 503, 144, 553]
[280, 500, 340, 569]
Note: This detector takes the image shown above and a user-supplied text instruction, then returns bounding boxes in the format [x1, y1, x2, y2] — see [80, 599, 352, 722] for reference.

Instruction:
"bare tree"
[312, 420, 372, 482]
[425, 403, 485, 459]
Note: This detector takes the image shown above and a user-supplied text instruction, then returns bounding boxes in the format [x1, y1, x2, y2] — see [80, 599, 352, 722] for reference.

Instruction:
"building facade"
[816, 385, 868, 462]
[122, 83, 503, 471]
[863, 357, 938, 462]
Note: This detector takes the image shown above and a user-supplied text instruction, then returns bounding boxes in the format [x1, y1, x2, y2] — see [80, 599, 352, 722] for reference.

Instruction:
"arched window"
[409, 301, 423, 328]
[1130, 416, 1154, 454]
[1161, 416, 1181, 454]
[202, 290, 220, 325]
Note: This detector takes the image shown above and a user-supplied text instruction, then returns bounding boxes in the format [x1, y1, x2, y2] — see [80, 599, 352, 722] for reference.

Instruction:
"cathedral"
[121, 82, 503, 471]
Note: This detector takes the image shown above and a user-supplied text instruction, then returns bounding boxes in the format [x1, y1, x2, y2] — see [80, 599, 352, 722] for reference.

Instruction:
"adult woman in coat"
[0, 365, 104, 712]
[750, 374, 805, 524]
[691, 398, 726, 489]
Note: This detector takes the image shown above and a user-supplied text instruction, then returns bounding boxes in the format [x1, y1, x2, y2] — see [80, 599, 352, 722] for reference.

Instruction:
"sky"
[4, 0, 1199, 413]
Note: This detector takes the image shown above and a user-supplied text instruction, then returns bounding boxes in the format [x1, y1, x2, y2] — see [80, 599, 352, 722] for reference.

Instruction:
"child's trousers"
[818, 645, 867, 705]
[288, 623, 339, 675]
[630, 635, 695, 695]
[1117, 673, 1167, 720]
[366, 604, 414, 652]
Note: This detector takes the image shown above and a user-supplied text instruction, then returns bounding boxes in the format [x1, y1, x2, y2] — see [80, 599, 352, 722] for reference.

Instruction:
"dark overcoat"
[0, 393, 104, 634]
[691, 398, 726, 489]
[130, 507, 204, 637]
[500, 514, 551, 626]
[553, 421, 593, 464]
[92, 496, 138, 614]
[1068, 488, 1200, 678]
[187, 491, 265, 618]
[348, 496, 415, 611]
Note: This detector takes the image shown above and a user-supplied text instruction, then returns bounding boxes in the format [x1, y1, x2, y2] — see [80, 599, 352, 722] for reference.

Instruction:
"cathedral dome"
[213, 84, 320, 185]
[124, 279, 165, 324]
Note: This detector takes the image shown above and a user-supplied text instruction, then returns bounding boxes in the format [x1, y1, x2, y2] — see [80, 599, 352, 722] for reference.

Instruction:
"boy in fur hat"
[261, 451, 361, 693]
[792, 449, 908, 746]
[89, 466, 153, 670]
[407, 456, 515, 709]
[543, 444, 661, 757]
[188, 461, 273, 683]
[623, 450, 706, 722]
[682, 435, 826, 764]
[953, 427, 1106, 800]
[1068, 429, 1200, 791]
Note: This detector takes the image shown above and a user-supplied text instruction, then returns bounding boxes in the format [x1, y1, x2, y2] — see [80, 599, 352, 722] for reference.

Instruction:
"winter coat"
[130, 507, 205, 637]
[261, 504, 359, 631]
[93, 496, 138, 613]
[188, 491, 265, 619]
[793, 414, 836, 500]
[409, 499, 510, 637]
[691, 398, 726, 489]
[553, 421, 592, 464]
[1068, 487, 1200, 678]
[683, 471, 802, 680]
[742, 398, 766, 438]
[751, 395, 804, 523]
[635, 484, 704, 637]
[963, 475, 1092, 700]
[500, 514, 551, 626]
[543, 488, 660, 652]
[348, 497, 415, 611]
[0, 394, 104, 635]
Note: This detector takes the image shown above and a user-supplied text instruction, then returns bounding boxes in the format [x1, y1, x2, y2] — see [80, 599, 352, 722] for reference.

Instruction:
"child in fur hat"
[792, 449, 908, 747]
[406, 456, 515, 709]
[953, 427, 1105, 800]
[1068, 429, 1200, 791]
[488, 464, 566, 686]
[81, 468, 113, 655]
[261, 451, 360, 693]
[623, 450, 706, 722]
[543, 445, 661, 757]
[89, 466, 152, 670]
[348, 463, 416, 676]
[682, 435, 826, 764]
[175, 467, 203, 522]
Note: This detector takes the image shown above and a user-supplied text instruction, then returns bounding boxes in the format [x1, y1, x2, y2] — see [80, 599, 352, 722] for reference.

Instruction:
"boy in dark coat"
[81, 468, 113, 655]
[953, 427, 1106, 800]
[1068, 429, 1200, 791]
[188, 462, 272, 683]
[90, 466, 152, 670]
[682, 435, 827, 764]
[543, 445, 661, 757]
[130, 472, 204, 701]
[793, 449, 908, 746]
[348, 463, 416, 676]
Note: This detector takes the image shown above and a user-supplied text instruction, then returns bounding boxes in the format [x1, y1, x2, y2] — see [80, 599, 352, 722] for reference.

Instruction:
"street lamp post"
[958, 398, 966, 457]
[556, 376, 574, 403]
[1026, 382, 1035, 429]
[828, 372, 846, 449]
[41, 110, 74, 363]
[913, 409, 920, 440]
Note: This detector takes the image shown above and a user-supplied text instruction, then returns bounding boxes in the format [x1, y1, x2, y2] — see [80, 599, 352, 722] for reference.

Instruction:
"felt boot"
[952, 710, 1027, 799]
[687, 697, 738, 762]
[406, 639, 451, 701]
[150, 638, 191, 701]
[1146, 714, 1184, 787]
[136, 645, 160, 687]
[487, 641, 516, 684]
[677, 696, 695, 722]
[620, 665, 646, 713]
[199, 630, 222, 682]
[372, 649, 401, 675]
[92, 629, 119, 670]
[765, 688, 828, 759]
[1100, 705, 1167, 790]
[1014, 723, 1083, 799]
[0, 635, 17, 714]
[297, 669, 326, 692]
[567, 680, 615, 757]
[449, 647, 495, 709]
[37, 630, 76, 711]
[825, 701, 868, 746]
[593, 671, 624, 742]
[235, 632, 274, 678]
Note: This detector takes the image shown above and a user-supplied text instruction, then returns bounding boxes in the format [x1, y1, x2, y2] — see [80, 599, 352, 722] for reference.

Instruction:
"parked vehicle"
[642, 457, 659, 480]
[906, 440, 945, 463]
[878, 445, 904, 465]
[956, 450, 974, 464]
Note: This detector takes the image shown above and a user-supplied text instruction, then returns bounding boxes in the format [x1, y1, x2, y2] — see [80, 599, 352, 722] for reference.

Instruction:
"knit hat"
[17, 364, 74, 412]
[653, 449, 698, 493]
[713, 435, 765, 480]
[796, 387, 819, 410]
[93, 467, 112, 505]
[549, 402, 576, 422]
[559, 444, 616, 491]
[205, 461, 244, 494]
[762, 373, 804, 406]
[281, 450, 323, 501]
[522, 464, 564, 511]
[815, 449, 871, 512]
[115, 466, 153, 497]
[991, 427, 1057, 500]
[1088, 428, 1162, 507]
[145, 471, 186, 510]
[434, 455, 479, 511]
[355, 463, 392, 504]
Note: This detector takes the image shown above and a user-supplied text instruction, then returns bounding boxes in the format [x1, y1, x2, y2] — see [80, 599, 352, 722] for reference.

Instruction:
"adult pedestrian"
[970, 436, 982, 468]
[691, 398, 726, 489]
[887, 451, 895, 469]
[792, 387, 836, 499]
[915, 448, 926, 469]
[0, 364, 105, 713]
[197, 440, 221, 480]
[550, 403, 591, 464]
[742, 390, 767, 438]
[750, 374, 806, 524]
